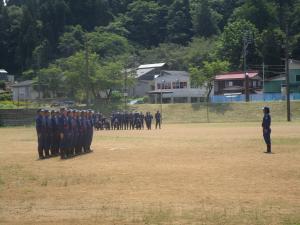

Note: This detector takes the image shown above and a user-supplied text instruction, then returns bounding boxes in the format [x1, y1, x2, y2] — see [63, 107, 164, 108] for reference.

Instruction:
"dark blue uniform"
[76, 115, 83, 154]
[87, 115, 93, 151]
[155, 111, 161, 129]
[44, 115, 52, 157]
[59, 114, 69, 159]
[82, 115, 89, 152]
[145, 112, 153, 130]
[262, 114, 271, 145]
[262, 107, 271, 153]
[71, 116, 78, 155]
[51, 114, 60, 156]
[36, 114, 44, 159]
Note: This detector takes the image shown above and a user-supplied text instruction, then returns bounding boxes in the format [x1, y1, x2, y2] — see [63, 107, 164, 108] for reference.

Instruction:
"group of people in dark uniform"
[93, 110, 162, 131]
[36, 108, 163, 159]
[35, 108, 94, 160]
[36, 105, 272, 159]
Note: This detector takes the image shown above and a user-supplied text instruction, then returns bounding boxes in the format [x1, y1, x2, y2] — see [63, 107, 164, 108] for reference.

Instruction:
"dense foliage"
[1, 0, 300, 101]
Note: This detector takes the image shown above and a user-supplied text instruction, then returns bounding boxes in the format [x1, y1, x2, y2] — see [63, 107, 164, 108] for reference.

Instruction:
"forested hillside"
[1, 0, 300, 100]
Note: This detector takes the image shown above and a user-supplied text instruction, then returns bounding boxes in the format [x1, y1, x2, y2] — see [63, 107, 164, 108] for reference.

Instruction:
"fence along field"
[0, 121, 299, 224]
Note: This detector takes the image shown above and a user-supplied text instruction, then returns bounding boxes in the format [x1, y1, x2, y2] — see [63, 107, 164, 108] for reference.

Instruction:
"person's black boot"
[264, 144, 271, 154]
[267, 144, 271, 153]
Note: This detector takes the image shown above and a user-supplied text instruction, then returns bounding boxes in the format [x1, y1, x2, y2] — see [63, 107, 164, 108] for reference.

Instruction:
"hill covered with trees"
[1, 0, 300, 101]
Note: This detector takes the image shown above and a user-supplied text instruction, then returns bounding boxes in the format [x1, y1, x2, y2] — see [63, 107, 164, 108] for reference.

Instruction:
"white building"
[128, 63, 167, 97]
[11, 80, 41, 101]
[149, 70, 210, 103]
[0, 69, 14, 83]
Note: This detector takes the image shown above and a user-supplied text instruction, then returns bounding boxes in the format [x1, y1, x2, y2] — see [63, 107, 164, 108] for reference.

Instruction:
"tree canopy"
[1, 0, 300, 102]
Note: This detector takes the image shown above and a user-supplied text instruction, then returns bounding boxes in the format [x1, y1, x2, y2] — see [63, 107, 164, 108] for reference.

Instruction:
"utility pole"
[285, 24, 291, 122]
[160, 79, 165, 124]
[262, 61, 265, 92]
[243, 31, 253, 102]
[124, 68, 127, 111]
[85, 37, 90, 107]
[35, 49, 41, 106]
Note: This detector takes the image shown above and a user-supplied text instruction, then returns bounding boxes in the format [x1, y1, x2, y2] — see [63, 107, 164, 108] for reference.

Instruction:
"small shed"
[11, 80, 41, 101]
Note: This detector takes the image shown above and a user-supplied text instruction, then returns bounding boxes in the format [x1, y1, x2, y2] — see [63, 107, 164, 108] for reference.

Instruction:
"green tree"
[66, 0, 113, 31]
[38, 64, 64, 98]
[0, 3, 9, 70]
[58, 25, 85, 57]
[87, 29, 132, 59]
[183, 37, 216, 68]
[99, 18, 130, 37]
[93, 61, 124, 102]
[124, 0, 166, 46]
[192, 0, 219, 37]
[15, 5, 41, 73]
[189, 60, 229, 102]
[217, 19, 261, 70]
[138, 43, 188, 70]
[59, 51, 99, 103]
[2, 5, 23, 74]
[38, 0, 69, 58]
[231, 0, 277, 31]
[0, 81, 6, 90]
[261, 28, 285, 65]
[166, 0, 193, 44]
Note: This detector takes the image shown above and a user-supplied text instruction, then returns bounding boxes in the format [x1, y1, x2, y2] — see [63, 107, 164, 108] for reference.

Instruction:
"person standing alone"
[262, 106, 271, 153]
[155, 110, 161, 129]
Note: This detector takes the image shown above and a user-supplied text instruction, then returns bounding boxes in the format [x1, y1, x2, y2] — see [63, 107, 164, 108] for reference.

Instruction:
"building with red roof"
[214, 71, 262, 95]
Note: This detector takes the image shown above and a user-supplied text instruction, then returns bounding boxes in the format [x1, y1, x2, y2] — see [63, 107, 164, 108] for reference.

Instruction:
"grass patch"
[134, 101, 300, 123]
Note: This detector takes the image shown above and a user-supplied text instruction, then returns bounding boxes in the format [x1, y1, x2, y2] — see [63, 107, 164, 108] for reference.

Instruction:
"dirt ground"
[0, 123, 299, 225]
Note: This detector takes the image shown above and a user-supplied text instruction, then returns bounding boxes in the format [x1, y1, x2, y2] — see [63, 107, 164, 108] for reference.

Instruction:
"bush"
[0, 100, 29, 109]
[111, 91, 123, 101]
[0, 93, 12, 101]
[143, 96, 149, 103]
[0, 81, 6, 90]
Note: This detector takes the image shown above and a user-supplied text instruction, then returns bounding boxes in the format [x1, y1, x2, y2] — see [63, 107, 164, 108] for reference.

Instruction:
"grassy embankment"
[132, 101, 300, 123]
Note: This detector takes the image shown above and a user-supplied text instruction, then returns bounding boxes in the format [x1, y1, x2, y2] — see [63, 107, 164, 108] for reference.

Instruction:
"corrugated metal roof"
[161, 70, 189, 77]
[0, 69, 8, 73]
[215, 71, 259, 80]
[138, 63, 166, 69]
[11, 80, 36, 87]
[136, 68, 155, 78]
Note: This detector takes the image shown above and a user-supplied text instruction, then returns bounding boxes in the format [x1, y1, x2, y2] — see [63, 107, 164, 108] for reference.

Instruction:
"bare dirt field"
[0, 123, 299, 225]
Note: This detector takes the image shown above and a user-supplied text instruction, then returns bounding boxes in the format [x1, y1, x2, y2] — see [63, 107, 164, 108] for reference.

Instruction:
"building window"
[174, 97, 188, 103]
[296, 75, 300, 82]
[180, 82, 187, 89]
[228, 81, 233, 87]
[157, 82, 171, 89]
[172, 80, 180, 89]
[164, 82, 171, 89]
[253, 80, 257, 87]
